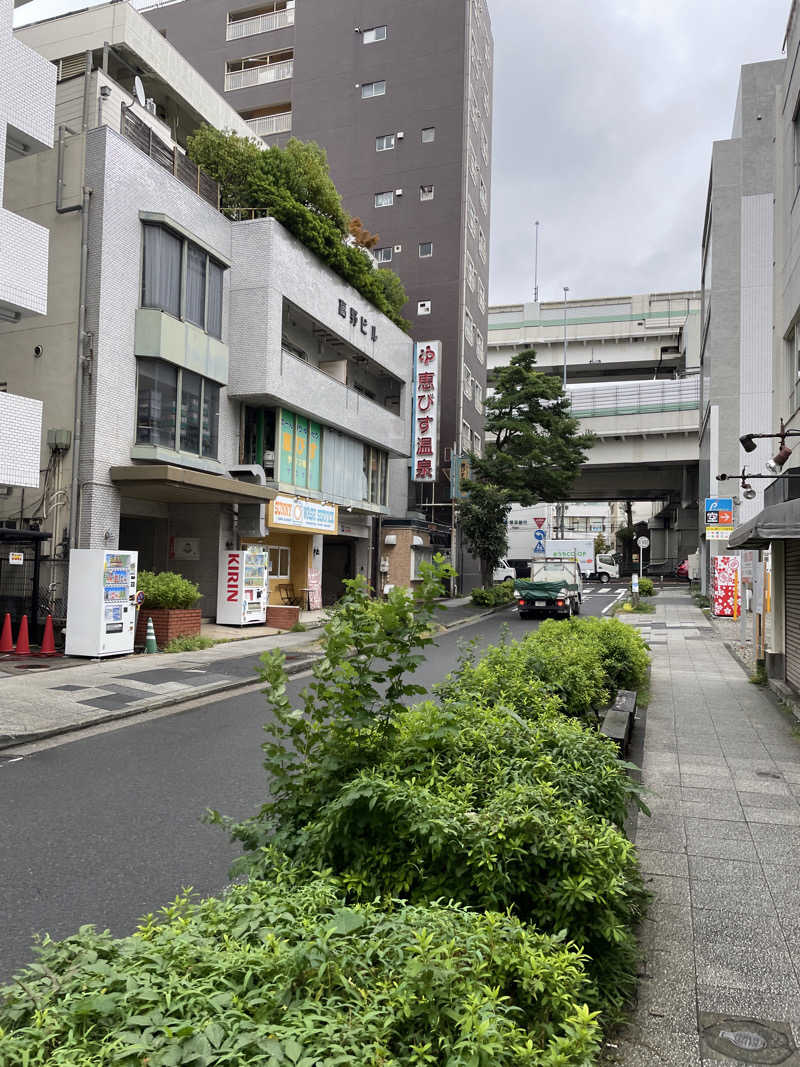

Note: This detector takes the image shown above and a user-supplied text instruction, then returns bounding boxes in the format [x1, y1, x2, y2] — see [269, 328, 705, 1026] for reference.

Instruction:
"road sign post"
[636, 536, 649, 580]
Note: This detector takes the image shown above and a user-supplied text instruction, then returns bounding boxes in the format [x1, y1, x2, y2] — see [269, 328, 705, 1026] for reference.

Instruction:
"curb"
[0, 653, 321, 753]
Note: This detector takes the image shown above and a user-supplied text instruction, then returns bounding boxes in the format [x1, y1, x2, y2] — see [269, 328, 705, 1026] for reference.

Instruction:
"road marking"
[602, 589, 628, 615]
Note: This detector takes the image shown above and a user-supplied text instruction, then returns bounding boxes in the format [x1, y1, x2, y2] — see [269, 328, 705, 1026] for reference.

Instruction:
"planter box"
[267, 605, 300, 629]
[135, 607, 202, 648]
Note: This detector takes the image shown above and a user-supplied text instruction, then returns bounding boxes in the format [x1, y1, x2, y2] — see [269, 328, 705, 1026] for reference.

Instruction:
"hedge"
[471, 579, 516, 606]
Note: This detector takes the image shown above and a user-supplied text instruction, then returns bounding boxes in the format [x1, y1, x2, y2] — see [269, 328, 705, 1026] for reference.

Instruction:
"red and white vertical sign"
[412, 340, 440, 482]
[713, 555, 741, 618]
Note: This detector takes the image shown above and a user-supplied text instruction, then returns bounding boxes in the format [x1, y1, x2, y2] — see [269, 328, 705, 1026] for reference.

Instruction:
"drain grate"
[699, 1014, 797, 1064]
[756, 770, 783, 780]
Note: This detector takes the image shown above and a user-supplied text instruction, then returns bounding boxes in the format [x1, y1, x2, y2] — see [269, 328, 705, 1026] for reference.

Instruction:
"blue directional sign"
[533, 529, 546, 541]
[533, 540, 546, 554]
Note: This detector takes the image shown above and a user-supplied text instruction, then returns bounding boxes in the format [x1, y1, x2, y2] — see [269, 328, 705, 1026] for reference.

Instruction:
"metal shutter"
[785, 541, 800, 691]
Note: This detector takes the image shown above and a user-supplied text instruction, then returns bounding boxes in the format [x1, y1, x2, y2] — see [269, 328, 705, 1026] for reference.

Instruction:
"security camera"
[33, 344, 44, 358]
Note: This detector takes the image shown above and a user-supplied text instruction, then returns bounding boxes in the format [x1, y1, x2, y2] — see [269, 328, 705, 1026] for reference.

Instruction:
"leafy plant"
[636, 577, 655, 597]
[289, 621, 308, 632]
[136, 571, 201, 610]
[459, 482, 511, 587]
[471, 579, 515, 606]
[163, 634, 215, 653]
[0, 863, 602, 1066]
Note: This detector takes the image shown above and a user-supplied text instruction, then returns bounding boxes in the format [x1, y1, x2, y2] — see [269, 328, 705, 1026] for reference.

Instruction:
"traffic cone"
[38, 614, 60, 657]
[144, 616, 158, 654]
[0, 614, 12, 653]
[13, 615, 31, 656]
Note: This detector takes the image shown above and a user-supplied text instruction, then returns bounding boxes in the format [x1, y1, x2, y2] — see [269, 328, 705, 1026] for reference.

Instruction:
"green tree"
[594, 532, 612, 555]
[459, 482, 511, 587]
[471, 349, 594, 504]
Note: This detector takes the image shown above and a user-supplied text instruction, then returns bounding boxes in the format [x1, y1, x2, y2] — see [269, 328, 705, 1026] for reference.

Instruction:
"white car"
[493, 558, 516, 583]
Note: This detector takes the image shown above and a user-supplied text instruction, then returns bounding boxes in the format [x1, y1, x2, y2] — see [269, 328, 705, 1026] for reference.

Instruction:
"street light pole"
[562, 286, 569, 389]
[533, 220, 540, 303]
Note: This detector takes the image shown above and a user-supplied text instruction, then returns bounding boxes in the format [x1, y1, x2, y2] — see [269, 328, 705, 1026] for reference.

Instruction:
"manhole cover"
[700, 1015, 797, 1064]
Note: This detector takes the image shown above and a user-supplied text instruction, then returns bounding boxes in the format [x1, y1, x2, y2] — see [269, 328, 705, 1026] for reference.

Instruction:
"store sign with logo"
[705, 497, 734, 541]
[270, 495, 338, 534]
[412, 340, 441, 482]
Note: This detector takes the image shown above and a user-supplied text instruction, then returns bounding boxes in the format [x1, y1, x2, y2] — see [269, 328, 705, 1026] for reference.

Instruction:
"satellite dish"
[133, 75, 146, 108]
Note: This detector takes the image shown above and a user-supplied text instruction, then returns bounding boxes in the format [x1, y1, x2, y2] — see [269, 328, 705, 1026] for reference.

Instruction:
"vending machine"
[65, 549, 139, 657]
[216, 546, 269, 625]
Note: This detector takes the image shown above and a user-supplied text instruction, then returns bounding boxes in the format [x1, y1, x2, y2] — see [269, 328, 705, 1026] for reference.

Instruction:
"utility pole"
[533, 220, 540, 303]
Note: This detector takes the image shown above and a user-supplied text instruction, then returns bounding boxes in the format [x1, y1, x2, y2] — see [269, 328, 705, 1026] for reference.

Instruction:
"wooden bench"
[600, 689, 637, 756]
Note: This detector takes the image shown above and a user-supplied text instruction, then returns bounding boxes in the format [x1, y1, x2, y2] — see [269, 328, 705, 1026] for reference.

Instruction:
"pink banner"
[713, 555, 740, 618]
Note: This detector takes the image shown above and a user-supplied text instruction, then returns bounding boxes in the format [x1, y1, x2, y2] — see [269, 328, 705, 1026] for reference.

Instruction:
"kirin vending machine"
[216, 546, 269, 625]
[65, 549, 139, 657]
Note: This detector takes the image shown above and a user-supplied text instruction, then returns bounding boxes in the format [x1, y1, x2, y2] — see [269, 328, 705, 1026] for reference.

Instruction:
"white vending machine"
[65, 549, 139, 657]
[216, 546, 269, 625]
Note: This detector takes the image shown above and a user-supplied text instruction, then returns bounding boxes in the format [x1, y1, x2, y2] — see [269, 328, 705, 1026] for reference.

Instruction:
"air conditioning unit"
[394, 244, 402, 253]
[397, 131, 405, 139]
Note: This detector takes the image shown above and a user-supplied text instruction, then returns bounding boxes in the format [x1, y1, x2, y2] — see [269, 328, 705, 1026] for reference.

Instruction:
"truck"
[544, 539, 620, 583]
[514, 557, 583, 619]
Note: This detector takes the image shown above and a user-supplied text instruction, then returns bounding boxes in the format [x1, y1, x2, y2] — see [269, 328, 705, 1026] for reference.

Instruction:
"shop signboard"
[279, 410, 295, 483]
[307, 567, 322, 610]
[713, 555, 741, 617]
[294, 415, 308, 487]
[308, 422, 321, 490]
[169, 537, 199, 561]
[705, 497, 734, 541]
[270, 495, 338, 535]
[279, 411, 322, 491]
[412, 340, 441, 483]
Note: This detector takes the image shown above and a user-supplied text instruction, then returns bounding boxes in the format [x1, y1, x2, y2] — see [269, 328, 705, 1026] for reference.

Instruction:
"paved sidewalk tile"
[611, 589, 800, 1064]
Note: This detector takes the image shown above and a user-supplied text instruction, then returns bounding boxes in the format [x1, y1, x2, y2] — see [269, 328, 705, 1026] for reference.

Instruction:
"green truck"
[514, 558, 583, 619]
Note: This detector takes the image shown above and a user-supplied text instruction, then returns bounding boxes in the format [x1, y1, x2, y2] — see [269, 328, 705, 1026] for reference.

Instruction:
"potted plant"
[135, 571, 203, 648]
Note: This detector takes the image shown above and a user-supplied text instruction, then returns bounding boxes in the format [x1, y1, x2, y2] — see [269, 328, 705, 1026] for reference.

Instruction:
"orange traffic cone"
[0, 613, 12, 653]
[38, 614, 60, 657]
[13, 615, 30, 656]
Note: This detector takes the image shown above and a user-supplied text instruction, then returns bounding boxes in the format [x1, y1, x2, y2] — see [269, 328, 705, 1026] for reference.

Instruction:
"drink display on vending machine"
[65, 549, 139, 657]
[216, 545, 269, 625]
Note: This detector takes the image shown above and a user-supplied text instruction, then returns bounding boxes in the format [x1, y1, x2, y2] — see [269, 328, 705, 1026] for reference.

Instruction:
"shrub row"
[470, 578, 516, 606]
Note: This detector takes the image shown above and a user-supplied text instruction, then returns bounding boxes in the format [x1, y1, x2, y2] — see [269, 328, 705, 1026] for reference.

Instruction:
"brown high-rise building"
[140, 0, 492, 564]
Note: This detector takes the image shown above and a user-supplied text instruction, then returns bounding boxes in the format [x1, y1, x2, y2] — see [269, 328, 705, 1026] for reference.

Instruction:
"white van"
[492, 558, 516, 583]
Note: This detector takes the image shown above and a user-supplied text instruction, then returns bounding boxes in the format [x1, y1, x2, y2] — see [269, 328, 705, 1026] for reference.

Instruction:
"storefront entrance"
[322, 539, 353, 605]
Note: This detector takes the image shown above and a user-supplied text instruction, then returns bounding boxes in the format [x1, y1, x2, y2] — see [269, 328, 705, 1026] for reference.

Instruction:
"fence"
[121, 110, 219, 210]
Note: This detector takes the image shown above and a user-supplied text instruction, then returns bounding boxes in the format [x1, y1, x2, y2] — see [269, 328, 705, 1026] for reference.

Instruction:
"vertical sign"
[294, 415, 309, 488]
[308, 421, 322, 491]
[705, 497, 734, 541]
[713, 555, 741, 617]
[412, 340, 441, 482]
[279, 410, 295, 484]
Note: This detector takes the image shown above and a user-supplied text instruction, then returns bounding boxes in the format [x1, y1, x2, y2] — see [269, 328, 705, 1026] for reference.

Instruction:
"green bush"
[137, 571, 201, 610]
[566, 616, 650, 693]
[471, 579, 515, 606]
[637, 577, 655, 597]
[0, 866, 601, 1066]
[163, 634, 215, 653]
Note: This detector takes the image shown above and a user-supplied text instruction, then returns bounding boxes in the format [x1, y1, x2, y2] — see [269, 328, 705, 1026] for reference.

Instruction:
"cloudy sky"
[16, 0, 791, 308]
[487, 0, 790, 307]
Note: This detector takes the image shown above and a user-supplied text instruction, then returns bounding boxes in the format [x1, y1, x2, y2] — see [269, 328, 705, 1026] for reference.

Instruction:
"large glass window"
[142, 225, 182, 318]
[185, 243, 207, 328]
[136, 358, 219, 460]
[136, 360, 178, 446]
[267, 545, 290, 579]
[362, 445, 388, 505]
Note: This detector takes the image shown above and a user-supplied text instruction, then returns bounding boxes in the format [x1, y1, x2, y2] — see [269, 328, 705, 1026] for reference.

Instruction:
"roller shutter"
[785, 541, 800, 691]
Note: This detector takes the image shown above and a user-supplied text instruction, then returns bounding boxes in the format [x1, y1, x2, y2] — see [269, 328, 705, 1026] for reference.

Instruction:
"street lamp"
[562, 286, 569, 390]
[739, 420, 800, 471]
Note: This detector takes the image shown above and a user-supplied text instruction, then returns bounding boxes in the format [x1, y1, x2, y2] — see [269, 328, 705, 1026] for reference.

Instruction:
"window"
[466, 253, 475, 291]
[363, 445, 388, 505]
[376, 133, 395, 151]
[361, 80, 386, 98]
[374, 190, 394, 208]
[478, 227, 487, 262]
[142, 224, 182, 318]
[362, 24, 387, 43]
[421, 126, 435, 142]
[463, 366, 473, 399]
[374, 246, 393, 264]
[475, 327, 485, 364]
[141, 223, 225, 338]
[790, 324, 800, 412]
[461, 420, 472, 452]
[419, 241, 433, 258]
[474, 380, 483, 411]
[136, 357, 220, 459]
[473, 430, 482, 457]
[478, 278, 486, 312]
[420, 184, 435, 201]
[417, 300, 431, 316]
[464, 310, 474, 344]
[267, 545, 290, 579]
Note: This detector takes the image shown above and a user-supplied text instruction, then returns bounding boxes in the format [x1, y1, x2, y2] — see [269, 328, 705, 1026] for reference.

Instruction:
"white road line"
[602, 589, 628, 616]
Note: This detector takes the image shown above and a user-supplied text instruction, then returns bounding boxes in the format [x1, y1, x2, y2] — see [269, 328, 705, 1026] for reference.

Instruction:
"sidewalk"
[0, 596, 501, 750]
[607, 587, 800, 1065]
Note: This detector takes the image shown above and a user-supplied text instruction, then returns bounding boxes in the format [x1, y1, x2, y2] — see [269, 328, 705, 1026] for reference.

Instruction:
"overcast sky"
[487, 0, 790, 307]
[16, 0, 791, 309]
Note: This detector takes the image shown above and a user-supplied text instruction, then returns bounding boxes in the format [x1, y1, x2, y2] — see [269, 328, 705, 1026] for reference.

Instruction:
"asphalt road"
[0, 586, 624, 980]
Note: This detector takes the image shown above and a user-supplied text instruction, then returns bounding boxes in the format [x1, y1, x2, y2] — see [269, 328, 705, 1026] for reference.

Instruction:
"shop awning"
[110, 464, 275, 505]
[727, 498, 800, 550]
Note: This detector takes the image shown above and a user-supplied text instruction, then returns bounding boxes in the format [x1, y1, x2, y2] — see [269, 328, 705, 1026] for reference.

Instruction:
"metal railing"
[567, 376, 700, 418]
[245, 111, 292, 137]
[227, 7, 295, 40]
[121, 110, 219, 210]
[225, 58, 293, 92]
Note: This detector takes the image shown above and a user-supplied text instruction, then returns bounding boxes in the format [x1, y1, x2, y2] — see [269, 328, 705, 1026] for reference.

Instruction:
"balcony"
[225, 56, 293, 92]
[121, 109, 219, 209]
[567, 376, 700, 418]
[245, 111, 292, 137]
[227, 5, 295, 40]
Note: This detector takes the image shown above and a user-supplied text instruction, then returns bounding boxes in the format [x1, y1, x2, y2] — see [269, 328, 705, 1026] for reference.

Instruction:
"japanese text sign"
[705, 497, 734, 541]
[412, 340, 441, 482]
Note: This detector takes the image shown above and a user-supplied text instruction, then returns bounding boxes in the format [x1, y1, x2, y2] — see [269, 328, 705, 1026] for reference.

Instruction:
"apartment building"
[140, 0, 493, 558]
[0, 2, 413, 636]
